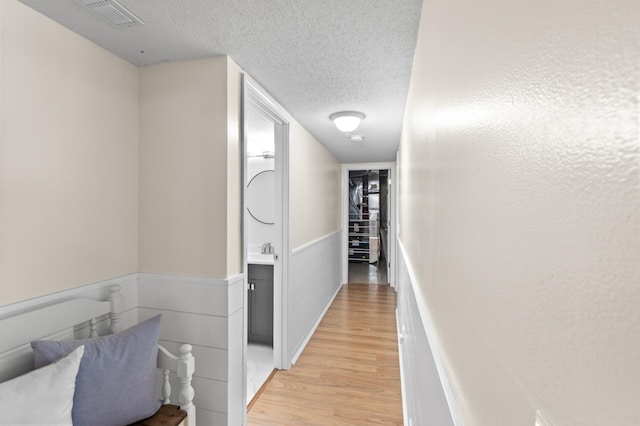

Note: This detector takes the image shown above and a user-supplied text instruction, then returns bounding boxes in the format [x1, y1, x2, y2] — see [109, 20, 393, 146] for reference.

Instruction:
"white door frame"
[242, 75, 291, 422]
[341, 162, 396, 287]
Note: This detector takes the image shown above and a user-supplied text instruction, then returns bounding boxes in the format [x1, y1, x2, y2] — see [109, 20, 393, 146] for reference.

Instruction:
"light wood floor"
[248, 284, 403, 425]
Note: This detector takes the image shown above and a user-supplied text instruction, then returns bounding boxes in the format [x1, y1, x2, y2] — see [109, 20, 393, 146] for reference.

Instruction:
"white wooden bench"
[0, 285, 196, 426]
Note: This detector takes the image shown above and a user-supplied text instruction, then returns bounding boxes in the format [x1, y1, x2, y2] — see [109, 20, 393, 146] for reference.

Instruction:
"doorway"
[342, 163, 396, 287]
[347, 169, 389, 284]
[242, 76, 290, 416]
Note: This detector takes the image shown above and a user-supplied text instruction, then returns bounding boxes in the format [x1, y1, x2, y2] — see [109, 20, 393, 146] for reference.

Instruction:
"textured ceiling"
[18, 0, 422, 163]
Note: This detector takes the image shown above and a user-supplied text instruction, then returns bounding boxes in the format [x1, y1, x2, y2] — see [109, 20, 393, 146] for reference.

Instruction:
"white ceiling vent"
[79, 0, 145, 27]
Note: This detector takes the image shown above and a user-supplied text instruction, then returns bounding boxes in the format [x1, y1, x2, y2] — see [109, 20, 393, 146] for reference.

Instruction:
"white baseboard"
[396, 308, 410, 426]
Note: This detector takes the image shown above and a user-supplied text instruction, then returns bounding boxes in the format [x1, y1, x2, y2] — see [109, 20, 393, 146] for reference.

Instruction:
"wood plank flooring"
[248, 284, 403, 425]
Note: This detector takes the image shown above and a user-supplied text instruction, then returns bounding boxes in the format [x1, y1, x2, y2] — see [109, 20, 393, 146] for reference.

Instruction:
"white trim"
[0, 273, 137, 316]
[137, 273, 244, 287]
[397, 239, 464, 426]
[390, 159, 398, 289]
[342, 162, 396, 285]
[227, 274, 245, 285]
[292, 230, 342, 256]
[242, 75, 292, 425]
[243, 75, 293, 124]
[290, 282, 343, 365]
[396, 309, 410, 426]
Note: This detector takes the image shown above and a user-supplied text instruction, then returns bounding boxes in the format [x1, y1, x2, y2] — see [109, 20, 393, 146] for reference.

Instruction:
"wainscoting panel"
[138, 308, 231, 349]
[288, 230, 342, 363]
[159, 340, 230, 382]
[138, 273, 243, 316]
[396, 241, 456, 426]
[0, 274, 139, 383]
[226, 309, 244, 426]
[196, 407, 227, 426]
[0, 273, 139, 319]
[138, 273, 245, 425]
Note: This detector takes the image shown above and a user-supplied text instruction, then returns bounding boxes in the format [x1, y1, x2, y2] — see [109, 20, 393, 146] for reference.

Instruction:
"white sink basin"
[247, 252, 274, 265]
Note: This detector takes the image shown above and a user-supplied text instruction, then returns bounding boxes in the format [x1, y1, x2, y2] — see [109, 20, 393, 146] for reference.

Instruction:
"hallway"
[247, 284, 403, 425]
[348, 261, 388, 285]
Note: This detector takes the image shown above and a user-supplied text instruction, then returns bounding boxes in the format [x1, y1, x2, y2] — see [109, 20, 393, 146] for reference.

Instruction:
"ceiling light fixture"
[330, 111, 365, 134]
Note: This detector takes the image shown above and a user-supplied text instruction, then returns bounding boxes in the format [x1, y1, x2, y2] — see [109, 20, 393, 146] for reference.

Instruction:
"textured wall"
[399, 0, 640, 425]
[290, 123, 341, 250]
[0, 0, 139, 305]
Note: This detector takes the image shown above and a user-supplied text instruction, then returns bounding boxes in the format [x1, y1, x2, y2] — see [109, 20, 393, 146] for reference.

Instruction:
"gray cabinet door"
[248, 265, 273, 345]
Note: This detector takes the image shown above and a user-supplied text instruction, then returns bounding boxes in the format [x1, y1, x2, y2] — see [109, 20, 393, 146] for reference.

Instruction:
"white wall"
[399, 0, 640, 425]
[0, 0, 139, 305]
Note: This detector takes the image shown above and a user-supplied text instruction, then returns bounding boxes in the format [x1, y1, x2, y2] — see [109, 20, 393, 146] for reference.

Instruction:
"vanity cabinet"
[247, 264, 273, 345]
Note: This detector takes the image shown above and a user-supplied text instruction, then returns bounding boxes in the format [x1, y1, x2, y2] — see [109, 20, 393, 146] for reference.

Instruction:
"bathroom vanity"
[247, 262, 274, 345]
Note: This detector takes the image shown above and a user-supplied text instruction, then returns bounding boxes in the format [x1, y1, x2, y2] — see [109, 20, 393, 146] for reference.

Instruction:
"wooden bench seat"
[129, 404, 187, 426]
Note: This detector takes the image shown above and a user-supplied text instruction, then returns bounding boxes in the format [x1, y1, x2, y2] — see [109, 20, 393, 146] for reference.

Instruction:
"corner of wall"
[138, 58, 230, 278]
[226, 56, 243, 277]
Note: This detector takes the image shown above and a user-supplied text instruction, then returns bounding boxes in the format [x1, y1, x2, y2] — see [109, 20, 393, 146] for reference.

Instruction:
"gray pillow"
[31, 315, 162, 426]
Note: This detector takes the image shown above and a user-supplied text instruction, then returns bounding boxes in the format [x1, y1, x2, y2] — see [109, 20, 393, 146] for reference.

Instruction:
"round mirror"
[247, 170, 275, 224]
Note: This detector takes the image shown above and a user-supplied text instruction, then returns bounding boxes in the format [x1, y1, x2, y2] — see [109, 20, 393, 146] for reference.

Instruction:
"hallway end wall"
[398, 0, 640, 425]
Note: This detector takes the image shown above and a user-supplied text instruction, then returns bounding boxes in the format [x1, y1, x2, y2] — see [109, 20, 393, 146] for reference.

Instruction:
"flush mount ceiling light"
[330, 111, 365, 134]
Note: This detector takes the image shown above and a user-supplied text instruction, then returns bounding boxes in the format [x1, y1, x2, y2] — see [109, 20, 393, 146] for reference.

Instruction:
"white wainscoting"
[288, 230, 342, 363]
[0, 274, 139, 384]
[138, 273, 245, 426]
[396, 241, 458, 426]
[0, 272, 244, 425]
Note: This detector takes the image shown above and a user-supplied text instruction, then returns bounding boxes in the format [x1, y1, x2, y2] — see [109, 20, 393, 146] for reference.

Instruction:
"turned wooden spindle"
[107, 285, 124, 334]
[177, 344, 196, 423]
[162, 369, 172, 404]
[89, 318, 97, 337]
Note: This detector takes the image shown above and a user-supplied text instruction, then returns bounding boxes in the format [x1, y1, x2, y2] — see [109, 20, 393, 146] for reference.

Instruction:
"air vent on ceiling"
[79, 0, 145, 27]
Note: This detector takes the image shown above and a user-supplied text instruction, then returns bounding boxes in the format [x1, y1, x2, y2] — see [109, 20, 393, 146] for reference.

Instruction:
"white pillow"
[0, 345, 84, 425]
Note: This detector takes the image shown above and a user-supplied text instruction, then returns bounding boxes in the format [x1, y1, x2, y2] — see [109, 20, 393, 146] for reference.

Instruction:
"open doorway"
[342, 163, 395, 287]
[244, 101, 275, 405]
[347, 169, 389, 284]
[242, 76, 290, 417]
